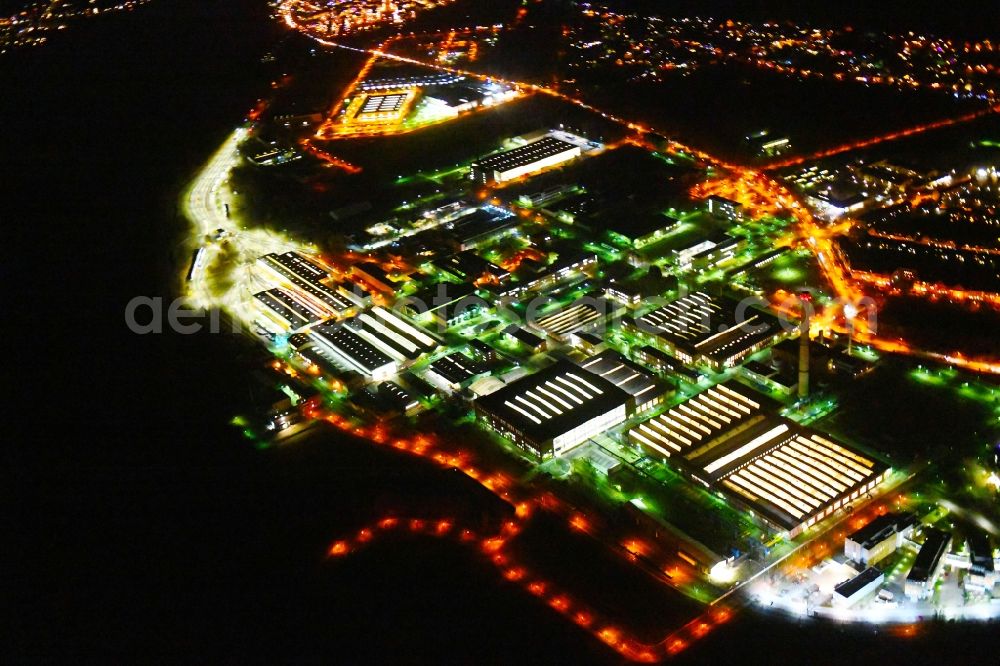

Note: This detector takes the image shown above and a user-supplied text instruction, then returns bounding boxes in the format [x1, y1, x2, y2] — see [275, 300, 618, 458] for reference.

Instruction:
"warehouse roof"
[908, 529, 951, 583]
[636, 291, 783, 364]
[473, 136, 579, 174]
[475, 360, 631, 445]
[834, 567, 884, 600]
[577, 350, 667, 406]
[630, 382, 886, 532]
[847, 513, 917, 549]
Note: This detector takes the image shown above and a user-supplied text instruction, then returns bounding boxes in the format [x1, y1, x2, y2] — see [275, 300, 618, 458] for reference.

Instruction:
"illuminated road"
[181, 128, 313, 322]
[303, 403, 736, 662]
[765, 103, 1000, 170]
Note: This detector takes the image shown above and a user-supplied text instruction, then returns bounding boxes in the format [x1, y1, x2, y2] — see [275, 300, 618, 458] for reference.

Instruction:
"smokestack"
[798, 297, 810, 400]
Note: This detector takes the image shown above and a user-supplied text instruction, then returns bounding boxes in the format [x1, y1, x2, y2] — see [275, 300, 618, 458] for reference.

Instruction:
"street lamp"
[843, 302, 858, 356]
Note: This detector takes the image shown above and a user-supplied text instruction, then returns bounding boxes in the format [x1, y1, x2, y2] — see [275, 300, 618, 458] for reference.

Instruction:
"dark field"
[816, 359, 999, 463]
[577, 64, 985, 163]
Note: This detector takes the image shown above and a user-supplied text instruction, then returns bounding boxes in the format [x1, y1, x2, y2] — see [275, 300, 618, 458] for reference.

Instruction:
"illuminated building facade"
[305, 307, 439, 381]
[470, 135, 582, 184]
[604, 282, 643, 307]
[628, 382, 889, 537]
[474, 360, 632, 458]
[905, 528, 952, 600]
[673, 233, 744, 271]
[844, 512, 917, 565]
[706, 195, 745, 223]
[832, 567, 885, 608]
[625, 292, 786, 371]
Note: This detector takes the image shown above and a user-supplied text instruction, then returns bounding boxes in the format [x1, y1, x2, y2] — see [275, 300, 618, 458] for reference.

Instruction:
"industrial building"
[673, 232, 745, 271]
[433, 250, 511, 284]
[686, 235, 744, 271]
[745, 130, 791, 158]
[966, 532, 997, 590]
[490, 251, 597, 300]
[346, 89, 417, 124]
[377, 381, 420, 415]
[604, 282, 643, 308]
[423, 85, 487, 114]
[605, 213, 683, 249]
[405, 282, 486, 328]
[423, 83, 516, 115]
[352, 262, 397, 295]
[809, 190, 867, 219]
[446, 206, 518, 251]
[832, 567, 885, 608]
[633, 345, 703, 385]
[844, 512, 918, 566]
[358, 65, 463, 91]
[531, 297, 613, 340]
[570, 331, 605, 355]
[905, 528, 952, 600]
[305, 307, 438, 381]
[359, 92, 408, 117]
[853, 161, 925, 196]
[256, 252, 358, 318]
[526, 251, 598, 295]
[707, 195, 745, 223]
[628, 382, 889, 537]
[741, 360, 796, 394]
[309, 322, 397, 381]
[577, 350, 670, 414]
[470, 134, 582, 184]
[253, 288, 324, 332]
[503, 324, 546, 353]
[474, 360, 632, 458]
[627, 291, 786, 371]
[426, 352, 490, 391]
[466, 339, 500, 365]
[516, 185, 576, 209]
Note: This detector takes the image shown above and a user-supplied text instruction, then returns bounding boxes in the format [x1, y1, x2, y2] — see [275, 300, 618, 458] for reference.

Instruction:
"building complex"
[474, 360, 632, 459]
[628, 382, 889, 537]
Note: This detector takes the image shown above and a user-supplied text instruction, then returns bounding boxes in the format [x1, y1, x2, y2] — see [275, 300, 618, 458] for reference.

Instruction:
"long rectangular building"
[433, 250, 510, 284]
[577, 350, 670, 414]
[253, 288, 324, 332]
[448, 206, 518, 251]
[474, 360, 632, 458]
[628, 291, 786, 370]
[628, 382, 889, 537]
[833, 567, 884, 608]
[470, 135, 582, 184]
[306, 306, 438, 381]
[905, 528, 952, 600]
[257, 252, 357, 318]
[310, 323, 397, 381]
[532, 299, 609, 340]
[427, 352, 490, 390]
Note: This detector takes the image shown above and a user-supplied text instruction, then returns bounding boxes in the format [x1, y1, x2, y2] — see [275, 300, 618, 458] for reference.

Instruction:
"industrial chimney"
[797, 292, 811, 400]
